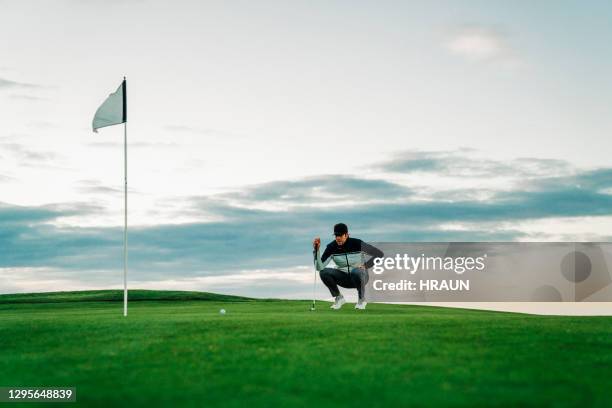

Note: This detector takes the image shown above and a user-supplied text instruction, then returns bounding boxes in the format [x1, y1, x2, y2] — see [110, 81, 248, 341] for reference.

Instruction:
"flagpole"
[91, 78, 129, 316]
[123, 77, 128, 317]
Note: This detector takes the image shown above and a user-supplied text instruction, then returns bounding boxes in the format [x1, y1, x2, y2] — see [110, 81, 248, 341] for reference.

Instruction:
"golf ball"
[219, 308, 226, 315]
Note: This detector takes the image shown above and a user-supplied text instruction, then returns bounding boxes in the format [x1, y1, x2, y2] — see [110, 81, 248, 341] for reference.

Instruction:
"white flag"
[92, 79, 126, 132]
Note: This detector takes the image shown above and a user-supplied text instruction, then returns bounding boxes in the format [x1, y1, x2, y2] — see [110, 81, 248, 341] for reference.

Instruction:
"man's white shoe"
[355, 300, 367, 310]
[330, 295, 346, 310]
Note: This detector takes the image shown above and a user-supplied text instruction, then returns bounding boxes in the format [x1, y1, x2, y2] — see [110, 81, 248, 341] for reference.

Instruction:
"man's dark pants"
[319, 267, 369, 301]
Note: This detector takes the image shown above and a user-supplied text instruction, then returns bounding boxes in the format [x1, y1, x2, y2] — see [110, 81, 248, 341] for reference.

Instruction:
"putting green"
[1, 290, 611, 407]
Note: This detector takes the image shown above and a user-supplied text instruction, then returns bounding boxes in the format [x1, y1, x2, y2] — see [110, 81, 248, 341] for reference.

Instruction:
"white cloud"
[0, 77, 40, 89]
[0, 267, 104, 294]
[0, 265, 327, 300]
[445, 25, 522, 67]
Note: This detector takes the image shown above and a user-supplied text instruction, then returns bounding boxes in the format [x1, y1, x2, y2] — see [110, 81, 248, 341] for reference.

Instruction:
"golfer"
[313, 223, 383, 310]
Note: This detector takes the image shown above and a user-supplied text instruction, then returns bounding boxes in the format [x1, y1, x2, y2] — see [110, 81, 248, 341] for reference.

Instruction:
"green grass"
[0, 289, 252, 303]
[0, 290, 611, 407]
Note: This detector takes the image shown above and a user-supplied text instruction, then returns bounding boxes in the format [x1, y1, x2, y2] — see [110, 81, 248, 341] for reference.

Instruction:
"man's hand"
[313, 237, 321, 251]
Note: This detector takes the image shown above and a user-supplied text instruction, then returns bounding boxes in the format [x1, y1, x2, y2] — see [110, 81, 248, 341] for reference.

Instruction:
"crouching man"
[313, 223, 384, 310]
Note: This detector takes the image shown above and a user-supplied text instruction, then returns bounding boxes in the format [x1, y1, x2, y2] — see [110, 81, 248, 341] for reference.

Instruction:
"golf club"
[311, 243, 318, 311]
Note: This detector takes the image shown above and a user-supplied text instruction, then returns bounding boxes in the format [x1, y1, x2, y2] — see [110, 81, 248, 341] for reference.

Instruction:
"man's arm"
[314, 244, 333, 271]
[361, 241, 384, 269]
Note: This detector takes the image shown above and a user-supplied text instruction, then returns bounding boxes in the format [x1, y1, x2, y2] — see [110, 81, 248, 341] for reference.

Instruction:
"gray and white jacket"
[314, 237, 384, 273]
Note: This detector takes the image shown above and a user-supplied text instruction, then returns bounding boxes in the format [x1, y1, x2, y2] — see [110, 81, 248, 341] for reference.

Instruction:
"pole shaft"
[312, 250, 317, 310]
[123, 120, 128, 317]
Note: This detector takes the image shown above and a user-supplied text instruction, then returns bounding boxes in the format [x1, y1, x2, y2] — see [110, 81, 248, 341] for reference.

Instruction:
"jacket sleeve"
[314, 245, 333, 271]
[361, 241, 384, 269]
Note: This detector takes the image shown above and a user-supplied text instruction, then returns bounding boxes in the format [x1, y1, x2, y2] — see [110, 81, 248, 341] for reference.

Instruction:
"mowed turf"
[1, 291, 611, 407]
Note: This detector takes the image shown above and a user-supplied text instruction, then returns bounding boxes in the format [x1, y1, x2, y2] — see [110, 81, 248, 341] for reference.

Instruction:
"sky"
[1, 0, 612, 306]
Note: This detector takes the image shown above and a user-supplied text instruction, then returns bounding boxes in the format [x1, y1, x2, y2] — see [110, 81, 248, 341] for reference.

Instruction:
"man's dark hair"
[334, 223, 349, 236]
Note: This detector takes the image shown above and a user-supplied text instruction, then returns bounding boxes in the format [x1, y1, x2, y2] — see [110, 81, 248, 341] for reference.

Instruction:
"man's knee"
[349, 267, 364, 277]
[319, 268, 336, 279]
[350, 267, 368, 282]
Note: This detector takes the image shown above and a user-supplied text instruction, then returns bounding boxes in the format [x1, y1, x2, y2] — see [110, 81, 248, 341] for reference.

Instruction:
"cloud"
[75, 179, 142, 197]
[0, 174, 15, 183]
[0, 266, 319, 298]
[210, 175, 413, 209]
[0, 199, 527, 281]
[445, 25, 522, 66]
[379, 150, 571, 178]
[0, 201, 102, 227]
[66, 0, 147, 6]
[163, 125, 244, 139]
[0, 142, 57, 161]
[87, 141, 179, 148]
[0, 141, 71, 171]
[0, 77, 41, 90]
[3, 159, 612, 270]
[27, 121, 59, 129]
[527, 168, 612, 193]
[3, 150, 612, 295]
[78, 185, 125, 196]
[9, 94, 48, 102]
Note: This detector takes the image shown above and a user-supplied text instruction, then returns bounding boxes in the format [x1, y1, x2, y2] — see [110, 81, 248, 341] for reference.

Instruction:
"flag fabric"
[92, 79, 127, 132]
